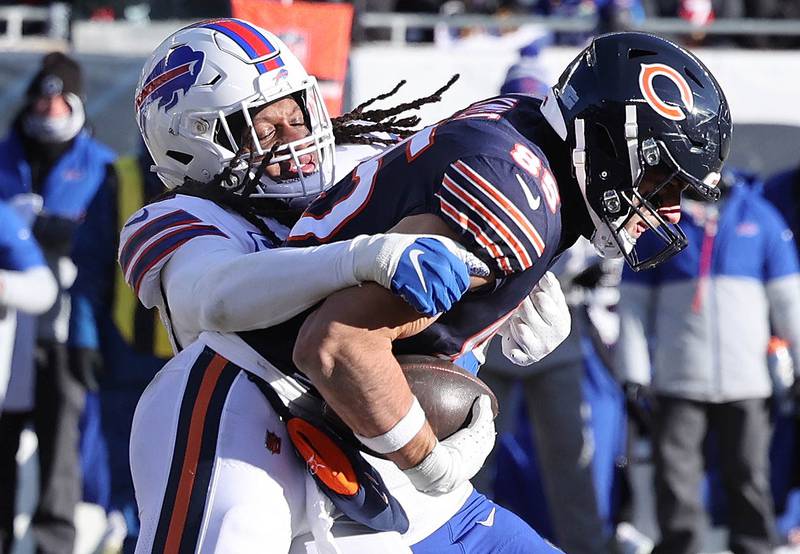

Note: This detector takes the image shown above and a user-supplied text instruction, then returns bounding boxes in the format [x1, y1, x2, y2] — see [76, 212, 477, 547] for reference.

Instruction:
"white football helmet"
[135, 18, 335, 199]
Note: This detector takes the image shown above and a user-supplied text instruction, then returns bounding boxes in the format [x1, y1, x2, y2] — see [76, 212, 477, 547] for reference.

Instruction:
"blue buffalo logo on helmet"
[135, 45, 205, 115]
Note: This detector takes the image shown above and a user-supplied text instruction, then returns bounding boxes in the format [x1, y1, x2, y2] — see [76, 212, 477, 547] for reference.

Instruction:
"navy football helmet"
[541, 32, 732, 270]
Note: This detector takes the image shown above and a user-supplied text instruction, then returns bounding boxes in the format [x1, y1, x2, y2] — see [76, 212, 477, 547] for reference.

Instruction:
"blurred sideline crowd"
[11, 0, 800, 48]
[0, 31, 800, 554]
[375, 0, 799, 47]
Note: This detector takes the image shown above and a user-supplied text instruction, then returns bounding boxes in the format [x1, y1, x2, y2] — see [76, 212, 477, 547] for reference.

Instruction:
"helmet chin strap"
[572, 118, 626, 259]
[624, 104, 641, 187]
[571, 106, 643, 260]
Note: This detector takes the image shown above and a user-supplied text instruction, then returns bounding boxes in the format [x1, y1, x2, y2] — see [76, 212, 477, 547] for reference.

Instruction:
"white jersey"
[119, 193, 289, 349]
[118, 143, 385, 350]
[120, 144, 472, 546]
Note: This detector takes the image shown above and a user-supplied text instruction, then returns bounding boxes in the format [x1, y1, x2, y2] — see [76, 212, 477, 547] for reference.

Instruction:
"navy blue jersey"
[285, 95, 567, 360]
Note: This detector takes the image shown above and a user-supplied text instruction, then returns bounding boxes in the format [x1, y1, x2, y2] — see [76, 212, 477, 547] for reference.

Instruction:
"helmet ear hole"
[215, 109, 246, 153]
[166, 150, 193, 165]
[688, 136, 707, 152]
[204, 73, 222, 87]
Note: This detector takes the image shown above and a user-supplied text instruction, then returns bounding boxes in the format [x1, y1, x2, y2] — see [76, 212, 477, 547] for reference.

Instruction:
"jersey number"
[510, 143, 559, 214]
[289, 157, 381, 242]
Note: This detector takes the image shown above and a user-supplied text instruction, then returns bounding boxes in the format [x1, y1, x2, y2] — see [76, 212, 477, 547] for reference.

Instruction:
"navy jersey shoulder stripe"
[439, 173, 529, 272]
[435, 157, 547, 275]
[437, 194, 514, 274]
[453, 160, 545, 256]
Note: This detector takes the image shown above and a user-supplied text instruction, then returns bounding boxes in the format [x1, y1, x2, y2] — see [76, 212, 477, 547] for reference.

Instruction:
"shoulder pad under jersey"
[117, 195, 236, 308]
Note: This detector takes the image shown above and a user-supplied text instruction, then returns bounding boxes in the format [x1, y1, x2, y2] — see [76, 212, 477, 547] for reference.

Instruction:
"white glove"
[499, 271, 571, 366]
[402, 395, 495, 496]
[351, 233, 490, 288]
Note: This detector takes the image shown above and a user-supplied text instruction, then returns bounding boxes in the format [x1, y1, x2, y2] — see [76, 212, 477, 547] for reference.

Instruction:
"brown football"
[396, 355, 499, 440]
[321, 355, 498, 448]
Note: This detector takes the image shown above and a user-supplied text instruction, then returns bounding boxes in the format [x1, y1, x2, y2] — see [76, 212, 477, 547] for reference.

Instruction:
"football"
[397, 355, 499, 440]
[321, 355, 498, 448]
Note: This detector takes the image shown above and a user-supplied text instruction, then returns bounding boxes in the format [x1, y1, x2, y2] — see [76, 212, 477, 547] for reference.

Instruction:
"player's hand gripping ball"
[323, 355, 498, 450]
[396, 355, 498, 440]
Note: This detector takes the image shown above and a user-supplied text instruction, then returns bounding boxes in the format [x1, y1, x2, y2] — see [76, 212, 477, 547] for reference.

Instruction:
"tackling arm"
[162, 230, 479, 343]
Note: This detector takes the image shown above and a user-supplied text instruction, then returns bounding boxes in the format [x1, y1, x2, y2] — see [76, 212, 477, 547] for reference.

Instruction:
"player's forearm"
[293, 283, 438, 468]
[299, 321, 438, 468]
[163, 235, 404, 333]
[0, 266, 57, 314]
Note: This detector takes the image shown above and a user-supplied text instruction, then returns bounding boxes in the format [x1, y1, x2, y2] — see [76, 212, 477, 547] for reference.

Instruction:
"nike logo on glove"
[516, 174, 541, 211]
[477, 507, 496, 527]
[408, 248, 427, 293]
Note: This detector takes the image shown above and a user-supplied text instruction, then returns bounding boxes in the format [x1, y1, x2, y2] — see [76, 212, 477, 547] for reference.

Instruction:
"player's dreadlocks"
[331, 74, 460, 146]
[159, 74, 460, 240]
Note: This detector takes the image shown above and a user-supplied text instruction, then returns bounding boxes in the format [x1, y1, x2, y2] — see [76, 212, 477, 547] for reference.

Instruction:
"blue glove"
[390, 237, 472, 316]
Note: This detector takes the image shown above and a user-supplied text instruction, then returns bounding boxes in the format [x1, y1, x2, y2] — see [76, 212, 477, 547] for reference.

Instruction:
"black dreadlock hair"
[157, 74, 461, 238]
[331, 74, 460, 146]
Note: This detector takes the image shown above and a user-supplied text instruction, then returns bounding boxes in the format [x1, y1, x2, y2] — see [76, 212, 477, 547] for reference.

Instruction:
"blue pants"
[411, 490, 563, 553]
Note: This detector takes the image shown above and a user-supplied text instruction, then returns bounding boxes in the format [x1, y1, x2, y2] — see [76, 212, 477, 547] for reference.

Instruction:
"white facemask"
[23, 93, 85, 144]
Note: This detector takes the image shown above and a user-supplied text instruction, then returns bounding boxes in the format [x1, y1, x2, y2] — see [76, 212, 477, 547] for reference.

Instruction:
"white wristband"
[354, 396, 426, 454]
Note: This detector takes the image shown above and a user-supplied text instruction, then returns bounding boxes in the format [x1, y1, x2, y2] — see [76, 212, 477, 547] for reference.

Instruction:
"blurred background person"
[0, 199, 57, 411]
[762, 158, 800, 549]
[764, 160, 800, 251]
[0, 51, 117, 554]
[67, 148, 170, 554]
[499, 34, 553, 98]
[0, 198, 58, 554]
[615, 170, 800, 554]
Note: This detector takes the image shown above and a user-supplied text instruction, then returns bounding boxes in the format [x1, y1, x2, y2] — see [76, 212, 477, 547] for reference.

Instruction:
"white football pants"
[130, 337, 410, 554]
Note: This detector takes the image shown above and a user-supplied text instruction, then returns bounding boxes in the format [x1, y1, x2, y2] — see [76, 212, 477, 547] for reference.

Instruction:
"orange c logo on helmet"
[638, 63, 694, 121]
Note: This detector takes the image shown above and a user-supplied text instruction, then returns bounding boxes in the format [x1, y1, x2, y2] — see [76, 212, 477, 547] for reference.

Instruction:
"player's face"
[623, 172, 683, 240]
[249, 96, 318, 181]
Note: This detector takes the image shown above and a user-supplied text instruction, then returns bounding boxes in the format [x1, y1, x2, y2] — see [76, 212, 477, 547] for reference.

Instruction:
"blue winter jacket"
[615, 178, 800, 402]
[0, 129, 116, 343]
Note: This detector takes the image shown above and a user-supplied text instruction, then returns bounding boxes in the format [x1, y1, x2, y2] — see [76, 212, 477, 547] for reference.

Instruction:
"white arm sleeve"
[162, 233, 415, 336]
[0, 266, 58, 315]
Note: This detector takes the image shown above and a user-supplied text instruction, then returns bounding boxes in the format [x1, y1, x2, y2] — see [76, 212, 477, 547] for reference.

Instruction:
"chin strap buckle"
[603, 190, 622, 214]
[641, 138, 660, 166]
